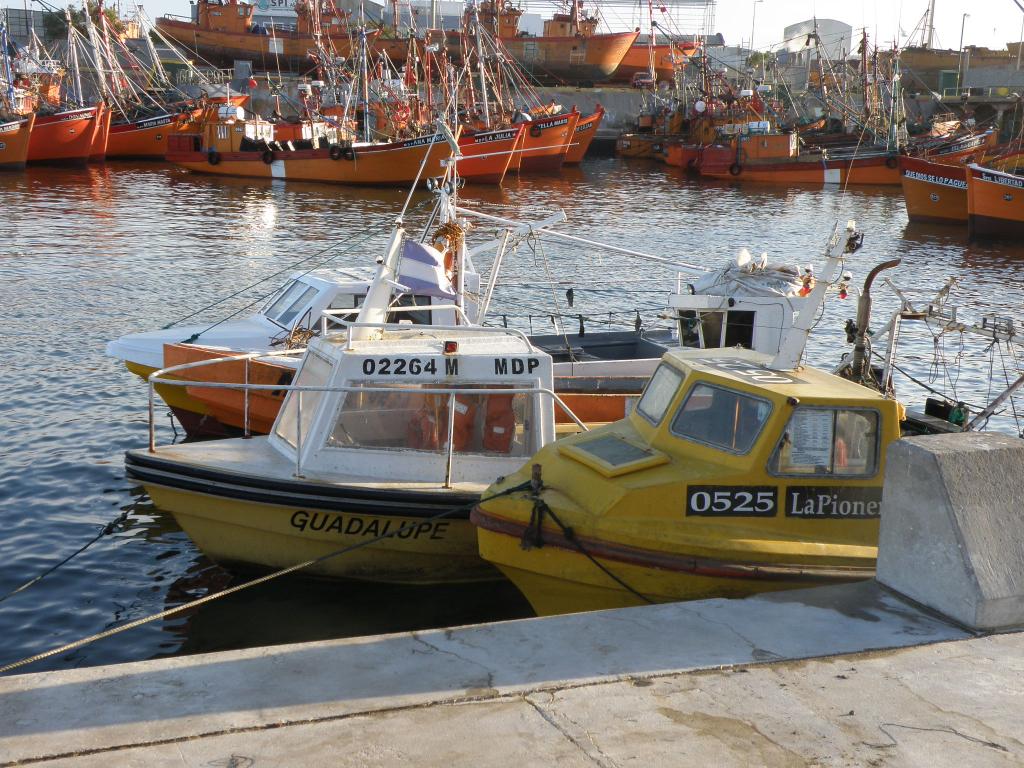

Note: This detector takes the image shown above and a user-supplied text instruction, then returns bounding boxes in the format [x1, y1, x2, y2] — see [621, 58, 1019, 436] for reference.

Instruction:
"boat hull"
[88, 102, 111, 162]
[473, 508, 873, 616]
[126, 450, 495, 584]
[169, 131, 514, 186]
[518, 111, 579, 173]
[107, 112, 200, 159]
[967, 165, 1024, 240]
[0, 114, 35, 170]
[563, 107, 603, 164]
[607, 42, 691, 83]
[155, 17, 361, 68]
[900, 155, 967, 223]
[700, 147, 902, 185]
[27, 107, 99, 165]
[494, 30, 637, 83]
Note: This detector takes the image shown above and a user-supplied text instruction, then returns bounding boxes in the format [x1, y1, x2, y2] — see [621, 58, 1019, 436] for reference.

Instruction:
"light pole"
[956, 13, 970, 93]
[749, 0, 762, 59]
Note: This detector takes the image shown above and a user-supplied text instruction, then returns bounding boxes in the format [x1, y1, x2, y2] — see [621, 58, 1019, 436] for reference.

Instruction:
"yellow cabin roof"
[663, 347, 894, 406]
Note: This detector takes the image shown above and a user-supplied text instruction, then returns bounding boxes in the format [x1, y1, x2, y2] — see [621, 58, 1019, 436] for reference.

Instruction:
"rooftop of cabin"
[318, 327, 538, 356]
[665, 347, 892, 404]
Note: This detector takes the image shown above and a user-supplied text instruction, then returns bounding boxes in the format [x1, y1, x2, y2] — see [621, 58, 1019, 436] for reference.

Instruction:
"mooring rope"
[0, 481, 530, 676]
[0, 512, 131, 604]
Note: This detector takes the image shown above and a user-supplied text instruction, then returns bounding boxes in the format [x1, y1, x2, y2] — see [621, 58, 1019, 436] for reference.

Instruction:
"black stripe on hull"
[968, 214, 1024, 240]
[126, 450, 478, 518]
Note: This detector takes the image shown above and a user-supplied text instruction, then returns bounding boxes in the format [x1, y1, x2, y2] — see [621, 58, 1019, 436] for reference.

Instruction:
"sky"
[113, 0, 1017, 52]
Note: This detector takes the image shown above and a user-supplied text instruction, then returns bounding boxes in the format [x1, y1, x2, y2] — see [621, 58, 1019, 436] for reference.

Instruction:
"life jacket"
[407, 395, 478, 451]
[483, 394, 516, 454]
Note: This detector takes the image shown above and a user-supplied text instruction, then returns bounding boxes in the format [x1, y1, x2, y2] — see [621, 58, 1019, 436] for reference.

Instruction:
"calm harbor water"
[1, 158, 1022, 674]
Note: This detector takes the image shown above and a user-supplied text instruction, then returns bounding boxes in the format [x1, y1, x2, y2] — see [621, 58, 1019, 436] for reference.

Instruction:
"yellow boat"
[471, 221, 929, 615]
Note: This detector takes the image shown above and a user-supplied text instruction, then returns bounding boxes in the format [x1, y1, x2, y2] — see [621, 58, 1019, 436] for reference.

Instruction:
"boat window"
[670, 383, 772, 454]
[723, 311, 756, 348]
[274, 285, 319, 328]
[679, 310, 756, 350]
[263, 280, 304, 319]
[771, 408, 880, 477]
[327, 383, 535, 457]
[274, 351, 333, 448]
[387, 294, 432, 325]
[636, 364, 683, 424]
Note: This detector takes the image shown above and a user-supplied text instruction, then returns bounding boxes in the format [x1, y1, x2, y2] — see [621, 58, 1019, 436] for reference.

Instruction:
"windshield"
[263, 281, 318, 327]
[636, 364, 683, 424]
[670, 383, 772, 454]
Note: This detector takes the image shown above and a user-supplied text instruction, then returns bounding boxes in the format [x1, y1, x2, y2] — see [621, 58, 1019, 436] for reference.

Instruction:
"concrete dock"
[3, 434, 1024, 766]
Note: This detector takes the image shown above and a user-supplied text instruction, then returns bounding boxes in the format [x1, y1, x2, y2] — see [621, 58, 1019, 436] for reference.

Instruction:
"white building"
[781, 18, 852, 66]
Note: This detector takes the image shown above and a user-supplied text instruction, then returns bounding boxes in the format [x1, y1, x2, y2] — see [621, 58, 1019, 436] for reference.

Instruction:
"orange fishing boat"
[472, 0, 636, 84]
[698, 132, 901, 185]
[966, 164, 1024, 240]
[900, 155, 968, 223]
[517, 110, 579, 172]
[27, 106, 100, 165]
[563, 106, 603, 164]
[88, 102, 111, 162]
[168, 108, 518, 186]
[106, 110, 203, 159]
[155, 0, 364, 69]
[0, 113, 35, 170]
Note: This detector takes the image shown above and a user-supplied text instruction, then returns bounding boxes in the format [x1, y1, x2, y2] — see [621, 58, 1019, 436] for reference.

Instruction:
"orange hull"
[0, 113, 35, 170]
[169, 131, 512, 186]
[27, 107, 99, 165]
[458, 125, 525, 184]
[615, 133, 665, 159]
[563, 107, 603, 164]
[496, 30, 637, 83]
[607, 42, 694, 82]
[155, 17, 363, 68]
[88, 103, 112, 162]
[518, 111, 579, 173]
[700, 145, 901, 185]
[664, 141, 701, 169]
[967, 165, 1024, 240]
[107, 111, 201, 159]
[900, 155, 967, 223]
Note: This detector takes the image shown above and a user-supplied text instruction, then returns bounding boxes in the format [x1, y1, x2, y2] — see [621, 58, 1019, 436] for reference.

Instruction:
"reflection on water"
[1, 158, 1023, 673]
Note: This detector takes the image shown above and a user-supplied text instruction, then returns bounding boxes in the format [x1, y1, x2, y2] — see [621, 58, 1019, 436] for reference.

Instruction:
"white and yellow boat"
[126, 185, 566, 584]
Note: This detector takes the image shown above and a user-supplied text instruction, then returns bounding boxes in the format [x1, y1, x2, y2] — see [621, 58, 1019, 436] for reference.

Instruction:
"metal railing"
[941, 86, 1021, 100]
[146, 353, 587, 486]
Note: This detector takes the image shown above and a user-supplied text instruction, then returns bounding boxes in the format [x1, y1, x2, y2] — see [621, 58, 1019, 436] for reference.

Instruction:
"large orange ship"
[472, 0, 637, 84]
[168, 107, 521, 185]
[27, 106, 101, 165]
[608, 41, 697, 84]
[0, 113, 35, 170]
[155, 0, 363, 68]
[966, 164, 1024, 240]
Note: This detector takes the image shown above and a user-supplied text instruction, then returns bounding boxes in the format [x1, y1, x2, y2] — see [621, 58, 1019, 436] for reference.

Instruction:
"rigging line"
[0, 482, 531, 677]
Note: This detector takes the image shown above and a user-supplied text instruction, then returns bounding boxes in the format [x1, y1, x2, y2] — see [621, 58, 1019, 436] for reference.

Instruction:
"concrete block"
[877, 432, 1024, 630]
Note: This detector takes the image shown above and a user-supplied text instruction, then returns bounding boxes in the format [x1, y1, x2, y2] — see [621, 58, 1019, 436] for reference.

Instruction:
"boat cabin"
[560, 347, 902, 519]
[268, 328, 557, 485]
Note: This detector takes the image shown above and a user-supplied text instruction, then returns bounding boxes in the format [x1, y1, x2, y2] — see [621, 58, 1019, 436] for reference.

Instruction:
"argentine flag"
[397, 238, 457, 299]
